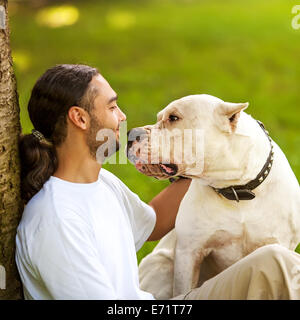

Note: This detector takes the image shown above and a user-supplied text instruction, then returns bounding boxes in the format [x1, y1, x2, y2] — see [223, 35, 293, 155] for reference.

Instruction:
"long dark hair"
[19, 64, 99, 204]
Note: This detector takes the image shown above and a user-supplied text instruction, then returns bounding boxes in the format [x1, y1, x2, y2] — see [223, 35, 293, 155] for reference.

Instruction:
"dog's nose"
[127, 127, 148, 162]
[127, 128, 148, 148]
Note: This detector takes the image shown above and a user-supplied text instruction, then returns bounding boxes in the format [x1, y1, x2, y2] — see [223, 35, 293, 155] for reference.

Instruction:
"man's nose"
[127, 127, 148, 149]
[118, 107, 126, 122]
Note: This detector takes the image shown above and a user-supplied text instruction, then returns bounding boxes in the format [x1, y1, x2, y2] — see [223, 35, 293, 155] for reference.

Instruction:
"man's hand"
[147, 178, 192, 241]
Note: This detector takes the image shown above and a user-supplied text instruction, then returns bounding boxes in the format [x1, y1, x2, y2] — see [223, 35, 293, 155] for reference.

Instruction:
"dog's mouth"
[135, 162, 178, 178]
[158, 163, 178, 176]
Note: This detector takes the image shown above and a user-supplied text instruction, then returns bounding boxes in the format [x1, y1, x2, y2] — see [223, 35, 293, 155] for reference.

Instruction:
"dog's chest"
[175, 183, 280, 262]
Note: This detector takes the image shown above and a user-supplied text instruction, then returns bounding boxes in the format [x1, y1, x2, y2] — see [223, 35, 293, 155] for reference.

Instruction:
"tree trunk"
[0, 0, 23, 300]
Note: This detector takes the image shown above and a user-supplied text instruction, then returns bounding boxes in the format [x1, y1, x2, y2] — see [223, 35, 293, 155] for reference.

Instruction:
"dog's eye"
[168, 115, 179, 122]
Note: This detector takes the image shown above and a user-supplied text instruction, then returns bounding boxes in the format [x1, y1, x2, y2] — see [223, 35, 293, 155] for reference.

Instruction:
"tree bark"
[0, 0, 23, 300]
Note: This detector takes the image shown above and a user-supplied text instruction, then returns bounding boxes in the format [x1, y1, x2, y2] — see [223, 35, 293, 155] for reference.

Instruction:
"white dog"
[127, 94, 300, 299]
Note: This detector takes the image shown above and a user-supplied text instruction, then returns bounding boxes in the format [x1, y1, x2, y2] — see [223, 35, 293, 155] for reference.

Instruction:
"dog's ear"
[216, 101, 249, 133]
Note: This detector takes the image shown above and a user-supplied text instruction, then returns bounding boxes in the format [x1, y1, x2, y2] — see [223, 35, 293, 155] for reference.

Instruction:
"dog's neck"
[199, 113, 272, 190]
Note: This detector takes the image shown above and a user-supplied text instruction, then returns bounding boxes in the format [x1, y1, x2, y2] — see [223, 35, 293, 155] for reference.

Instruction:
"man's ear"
[215, 101, 249, 133]
[68, 106, 89, 130]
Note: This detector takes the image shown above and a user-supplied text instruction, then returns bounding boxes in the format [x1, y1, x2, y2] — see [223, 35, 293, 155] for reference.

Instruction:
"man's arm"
[147, 178, 192, 241]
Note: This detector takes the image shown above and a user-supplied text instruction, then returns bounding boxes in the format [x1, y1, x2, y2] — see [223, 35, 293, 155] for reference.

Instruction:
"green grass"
[9, 0, 300, 262]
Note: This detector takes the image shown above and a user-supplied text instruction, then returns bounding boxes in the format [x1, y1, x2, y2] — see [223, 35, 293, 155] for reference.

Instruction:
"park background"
[8, 0, 300, 262]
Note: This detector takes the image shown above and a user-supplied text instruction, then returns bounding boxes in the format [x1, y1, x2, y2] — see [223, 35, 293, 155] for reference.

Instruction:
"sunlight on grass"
[12, 50, 30, 71]
[106, 10, 136, 30]
[36, 5, 79, 28]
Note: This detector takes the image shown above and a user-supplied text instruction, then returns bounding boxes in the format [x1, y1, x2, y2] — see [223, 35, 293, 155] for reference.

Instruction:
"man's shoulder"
[99, 168, 126, 190]
[23, 182, 54, 219]
[99, 168, 119, 182]
[20, 179, 84, 231]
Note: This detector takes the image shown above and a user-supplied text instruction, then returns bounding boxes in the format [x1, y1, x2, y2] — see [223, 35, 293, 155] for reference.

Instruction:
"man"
[16, 64, 300, 300]
[16, 64, 191, 299]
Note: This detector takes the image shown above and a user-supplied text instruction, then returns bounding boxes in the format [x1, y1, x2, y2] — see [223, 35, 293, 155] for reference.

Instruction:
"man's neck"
[53, 142, 102, 184]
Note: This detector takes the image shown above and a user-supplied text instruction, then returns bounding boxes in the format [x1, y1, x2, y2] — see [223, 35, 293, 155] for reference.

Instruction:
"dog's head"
[127, 94, 250, 182]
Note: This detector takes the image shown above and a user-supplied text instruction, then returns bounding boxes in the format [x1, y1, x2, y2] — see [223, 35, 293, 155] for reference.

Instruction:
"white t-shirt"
[15, 168, 156, 300]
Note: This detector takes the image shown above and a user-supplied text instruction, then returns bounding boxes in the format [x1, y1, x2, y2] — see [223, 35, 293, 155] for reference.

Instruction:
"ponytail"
[19, 133, 58, 204]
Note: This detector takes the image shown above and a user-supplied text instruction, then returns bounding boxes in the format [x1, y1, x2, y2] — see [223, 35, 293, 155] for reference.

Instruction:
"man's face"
[86, 74, 126, 160]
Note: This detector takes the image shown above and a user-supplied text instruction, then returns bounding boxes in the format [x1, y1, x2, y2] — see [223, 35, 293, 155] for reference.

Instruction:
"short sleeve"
[120, 184, 157, 251]
[100, 170, 156, 251]
[31, 213, 118, 300]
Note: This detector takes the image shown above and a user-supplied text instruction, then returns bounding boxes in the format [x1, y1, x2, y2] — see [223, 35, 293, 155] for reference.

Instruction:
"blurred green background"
[8, 0, 300, 261]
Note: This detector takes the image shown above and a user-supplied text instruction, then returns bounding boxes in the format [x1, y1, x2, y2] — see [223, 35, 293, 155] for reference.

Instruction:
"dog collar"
[212, 120, 274, 202]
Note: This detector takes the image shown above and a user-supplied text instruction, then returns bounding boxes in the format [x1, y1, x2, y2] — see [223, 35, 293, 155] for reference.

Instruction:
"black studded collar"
[212, 120, 274, 202]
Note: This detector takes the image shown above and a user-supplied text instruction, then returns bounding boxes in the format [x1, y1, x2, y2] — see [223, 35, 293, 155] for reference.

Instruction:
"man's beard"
[86, 114, 120, 162]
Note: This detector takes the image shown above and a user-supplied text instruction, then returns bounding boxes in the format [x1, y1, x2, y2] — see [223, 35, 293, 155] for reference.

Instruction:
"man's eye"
[110, 106, 117, 110]
[168, 115, 179, 122]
